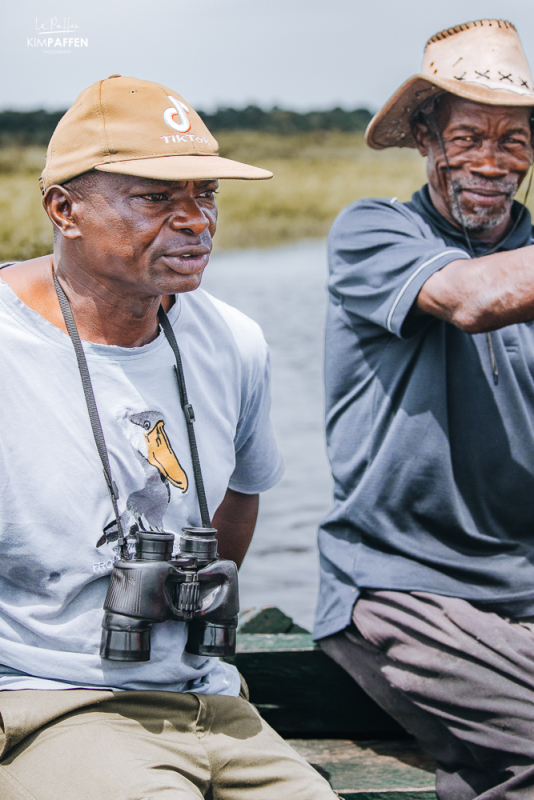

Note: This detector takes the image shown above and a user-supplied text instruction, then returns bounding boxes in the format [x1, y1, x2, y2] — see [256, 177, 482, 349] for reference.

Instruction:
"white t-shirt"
[0, 279, 283, 695]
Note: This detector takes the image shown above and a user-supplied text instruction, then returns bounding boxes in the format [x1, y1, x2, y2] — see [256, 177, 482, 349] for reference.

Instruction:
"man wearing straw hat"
[0, 76, 337, 799]
[316, 20, 534, 799]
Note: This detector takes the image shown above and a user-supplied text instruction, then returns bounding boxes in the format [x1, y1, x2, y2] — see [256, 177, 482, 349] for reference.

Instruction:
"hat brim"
[94, 154, 272, 181]
[366, 74, 534, 150]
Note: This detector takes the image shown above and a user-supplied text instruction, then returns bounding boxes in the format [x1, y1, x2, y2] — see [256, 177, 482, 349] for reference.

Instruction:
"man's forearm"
[211, 488, 259, 568]
[417, 245, 534, 333]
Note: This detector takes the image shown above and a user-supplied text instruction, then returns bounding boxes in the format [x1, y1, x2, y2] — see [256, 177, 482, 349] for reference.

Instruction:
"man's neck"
[0, 256, 173, 348]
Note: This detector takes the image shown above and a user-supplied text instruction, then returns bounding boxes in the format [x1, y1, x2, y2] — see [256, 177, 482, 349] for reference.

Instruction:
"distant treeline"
[198, 105, 373, 133]
[0, 105, 373, 145]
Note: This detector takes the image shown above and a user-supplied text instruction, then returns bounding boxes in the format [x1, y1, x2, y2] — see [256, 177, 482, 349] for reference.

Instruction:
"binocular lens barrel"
[179, 527, 218, 561]
[100, 613, 151, 661]
[136, 531, 174, 561]
[186, 619, 237, 657]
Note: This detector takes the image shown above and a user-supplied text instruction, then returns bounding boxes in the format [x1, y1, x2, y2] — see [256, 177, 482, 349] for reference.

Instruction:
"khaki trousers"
[0, 686, 336, 799]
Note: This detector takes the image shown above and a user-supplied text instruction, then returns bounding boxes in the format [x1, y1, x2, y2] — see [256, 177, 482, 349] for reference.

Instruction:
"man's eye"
[140, 193, 168, 201]
[200, 189, 218, 199]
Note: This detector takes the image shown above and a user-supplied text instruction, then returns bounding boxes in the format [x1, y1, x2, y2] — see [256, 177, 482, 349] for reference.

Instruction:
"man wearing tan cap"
[0, 76, 336, 799]
[316, 20, 534, 799]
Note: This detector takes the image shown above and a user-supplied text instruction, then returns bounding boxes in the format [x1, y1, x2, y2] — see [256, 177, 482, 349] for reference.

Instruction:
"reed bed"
[214, 132, 427, 250]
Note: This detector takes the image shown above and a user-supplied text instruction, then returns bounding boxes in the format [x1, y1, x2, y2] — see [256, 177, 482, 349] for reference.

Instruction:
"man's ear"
[411, 122, 430, 157]
[42, 186, 82, 240]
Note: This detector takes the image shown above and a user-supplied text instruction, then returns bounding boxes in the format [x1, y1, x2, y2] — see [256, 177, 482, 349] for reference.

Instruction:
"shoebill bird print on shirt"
[96, 410, 188, 549]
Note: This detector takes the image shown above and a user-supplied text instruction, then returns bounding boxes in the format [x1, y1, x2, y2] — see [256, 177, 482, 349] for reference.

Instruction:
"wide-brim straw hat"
[41, 76, 272, 192]
[366, 20, 534, 150]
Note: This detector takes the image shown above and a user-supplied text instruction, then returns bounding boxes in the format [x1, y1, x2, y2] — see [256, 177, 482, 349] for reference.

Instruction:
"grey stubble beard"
[448, 178, 517, 232]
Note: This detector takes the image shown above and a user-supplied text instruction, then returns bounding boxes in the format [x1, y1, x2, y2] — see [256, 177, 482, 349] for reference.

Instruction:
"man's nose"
[468, 143, 508, 179]
[168, 200, 210, 234]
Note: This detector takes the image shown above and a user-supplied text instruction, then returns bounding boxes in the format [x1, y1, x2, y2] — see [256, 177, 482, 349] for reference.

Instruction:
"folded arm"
[417, 245, 534, 333]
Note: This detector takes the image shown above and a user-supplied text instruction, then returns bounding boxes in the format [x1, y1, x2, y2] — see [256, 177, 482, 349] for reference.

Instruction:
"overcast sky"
[2, 0, 534, 113]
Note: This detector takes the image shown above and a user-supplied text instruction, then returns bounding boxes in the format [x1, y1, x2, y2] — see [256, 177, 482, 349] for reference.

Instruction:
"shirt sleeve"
[328, 198, 471, 339]
[229, 345, 284, 494]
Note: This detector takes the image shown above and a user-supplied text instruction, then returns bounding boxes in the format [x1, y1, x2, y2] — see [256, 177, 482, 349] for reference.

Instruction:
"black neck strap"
[156, 306, 211, 529]
[53, 272, 211, 560]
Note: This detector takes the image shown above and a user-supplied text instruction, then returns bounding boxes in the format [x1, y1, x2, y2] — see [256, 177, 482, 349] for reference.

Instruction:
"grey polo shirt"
[314, 186, 534, 640]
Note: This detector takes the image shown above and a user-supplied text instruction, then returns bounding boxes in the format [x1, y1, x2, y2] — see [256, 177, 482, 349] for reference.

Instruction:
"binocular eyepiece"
[100, 527, 239, 662]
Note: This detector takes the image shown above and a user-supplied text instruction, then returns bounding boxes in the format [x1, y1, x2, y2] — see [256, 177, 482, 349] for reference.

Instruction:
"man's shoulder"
[330, 196, 427, 239]
[328, 195, 451, 267]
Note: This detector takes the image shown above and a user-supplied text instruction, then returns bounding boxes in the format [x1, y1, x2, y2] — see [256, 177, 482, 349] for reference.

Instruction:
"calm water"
[202, 240, 332, 631]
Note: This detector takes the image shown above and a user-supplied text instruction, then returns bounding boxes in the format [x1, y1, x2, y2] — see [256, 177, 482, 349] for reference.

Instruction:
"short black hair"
[61, 170, 100, 198]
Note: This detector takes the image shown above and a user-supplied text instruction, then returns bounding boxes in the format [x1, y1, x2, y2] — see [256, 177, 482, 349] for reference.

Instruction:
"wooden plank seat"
[227, 608, 437, 799]
[289, 739, 436, 799]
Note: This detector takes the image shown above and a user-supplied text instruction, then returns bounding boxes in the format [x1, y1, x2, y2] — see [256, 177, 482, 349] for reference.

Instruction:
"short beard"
[448, 177, 517, 232]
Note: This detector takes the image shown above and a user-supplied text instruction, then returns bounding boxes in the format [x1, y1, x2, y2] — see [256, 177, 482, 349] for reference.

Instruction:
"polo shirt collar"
[410, 185, 533, 255]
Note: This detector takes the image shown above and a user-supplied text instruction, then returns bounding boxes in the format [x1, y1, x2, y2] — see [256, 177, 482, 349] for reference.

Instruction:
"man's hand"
[211, 488, 259, 568]
[417, 245, 534, 333]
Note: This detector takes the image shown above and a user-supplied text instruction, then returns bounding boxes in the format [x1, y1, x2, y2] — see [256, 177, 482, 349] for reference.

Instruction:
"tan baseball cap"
[366, 19, 534, 150]
[40, 75, 272, 191]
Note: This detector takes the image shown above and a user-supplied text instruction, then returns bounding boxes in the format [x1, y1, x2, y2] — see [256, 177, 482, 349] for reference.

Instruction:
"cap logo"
[163, 96, 191, 133]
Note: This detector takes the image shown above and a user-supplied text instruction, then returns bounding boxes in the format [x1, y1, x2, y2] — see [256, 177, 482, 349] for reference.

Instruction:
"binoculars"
[100, 527, 239, 662]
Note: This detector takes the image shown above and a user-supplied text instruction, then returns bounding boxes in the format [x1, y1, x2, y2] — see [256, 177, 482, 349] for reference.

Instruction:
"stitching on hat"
[475, 70, 491, 80]
[98, 80, 112, 162]
[499, 72, 513, 82]
[94, 83, 108, 161]
[47, 115, 57, 184]
[102, 153, 217, 164]
[426, 19, 516, 47]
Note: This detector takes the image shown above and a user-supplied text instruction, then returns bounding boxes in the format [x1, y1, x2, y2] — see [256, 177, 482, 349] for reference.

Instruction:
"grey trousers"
[320, 590, 534, 800]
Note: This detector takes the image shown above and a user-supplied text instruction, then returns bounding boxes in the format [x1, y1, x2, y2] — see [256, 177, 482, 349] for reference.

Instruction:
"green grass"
[2, 131, 529, 260]
[0, 146, 52, 262]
